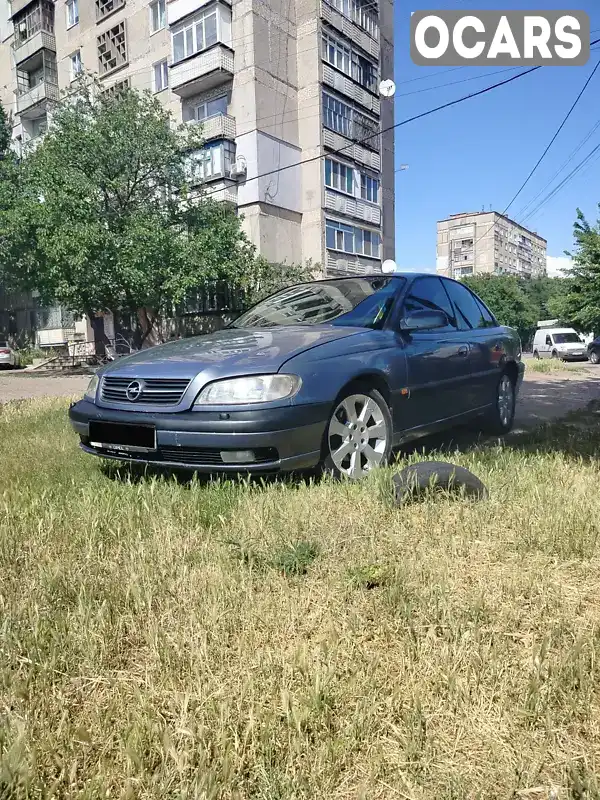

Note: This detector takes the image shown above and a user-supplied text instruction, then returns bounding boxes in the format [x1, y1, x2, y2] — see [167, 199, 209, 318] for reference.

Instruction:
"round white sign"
[379, 79, 396, 97]
[381, 259, 397, 274]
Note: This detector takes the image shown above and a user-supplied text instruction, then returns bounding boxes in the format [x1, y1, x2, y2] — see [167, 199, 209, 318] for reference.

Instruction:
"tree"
[0, 103, 20, 295]
[547, 207, 600, 334]
[462, 274, 537, 343]
[1, 79, 266, 346]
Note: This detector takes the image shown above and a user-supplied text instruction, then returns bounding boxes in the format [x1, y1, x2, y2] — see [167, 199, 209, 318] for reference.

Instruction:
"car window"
[0, 342, 7, 347]
[546, 335, 552, 346]
[474, 297, 496, 327]
[402, 277, 457, 330]
[232, 277, 405, 330]
[553, 333, 581, 344]
[443, 280, 488, 331]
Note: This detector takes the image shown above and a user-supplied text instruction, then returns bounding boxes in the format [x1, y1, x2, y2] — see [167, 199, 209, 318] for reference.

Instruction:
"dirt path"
[1, 368, 599, 429]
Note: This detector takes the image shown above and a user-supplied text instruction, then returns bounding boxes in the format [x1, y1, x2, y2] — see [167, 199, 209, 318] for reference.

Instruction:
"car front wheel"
[590, 350, 600, 365]
[322, 387, 392, 480]
[479, 372, 516, 436]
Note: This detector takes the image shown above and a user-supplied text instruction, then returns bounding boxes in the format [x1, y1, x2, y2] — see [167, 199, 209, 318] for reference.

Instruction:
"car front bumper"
[68, 399, 330, 473]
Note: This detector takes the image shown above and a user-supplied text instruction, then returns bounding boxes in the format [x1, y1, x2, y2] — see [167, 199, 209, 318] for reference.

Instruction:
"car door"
[543, 334, 553, 357]
[396, 276, 473, 430]
[441, 278, 505, 409]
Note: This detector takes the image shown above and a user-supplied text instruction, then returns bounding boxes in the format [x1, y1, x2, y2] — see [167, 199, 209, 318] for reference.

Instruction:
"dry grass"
[527, 358, 588, 375]
[2, 398, 600, 798]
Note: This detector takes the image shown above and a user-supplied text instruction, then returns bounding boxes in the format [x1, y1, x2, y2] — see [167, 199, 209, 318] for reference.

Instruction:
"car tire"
[590, 350, 600, 365]
[533, 350, 540, 359]
[392, 460, 488, 505]
[551, 350, 560, 360]
[321, 386, 392, 480]
[478, 371, 516, 436]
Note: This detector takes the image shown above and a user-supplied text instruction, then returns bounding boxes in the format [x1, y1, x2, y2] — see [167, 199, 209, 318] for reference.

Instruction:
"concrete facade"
[0, 0, 394, 275]
[436, 211, 547, 280]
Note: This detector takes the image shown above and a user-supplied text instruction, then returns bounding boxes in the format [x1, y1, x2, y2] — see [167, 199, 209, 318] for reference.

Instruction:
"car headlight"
[84, 374, 99, 401]
[195, 374, 301, 405]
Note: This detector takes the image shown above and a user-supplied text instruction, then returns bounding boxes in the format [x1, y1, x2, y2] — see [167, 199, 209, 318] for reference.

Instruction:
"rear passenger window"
[475, 297, 496, 327]
[403, 277, 457, 330]
[443, 280, 487, 331]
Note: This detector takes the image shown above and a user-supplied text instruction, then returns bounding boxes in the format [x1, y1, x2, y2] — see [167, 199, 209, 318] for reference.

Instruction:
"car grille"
[101, 376, 191, 406]
[88, 443, 279, 467]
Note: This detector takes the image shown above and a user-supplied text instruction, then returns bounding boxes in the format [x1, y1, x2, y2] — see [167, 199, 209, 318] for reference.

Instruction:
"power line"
[204, 65, 542, 199]
[503, 57, 600, 216]
[516, 114, 600, 219]
[464, 44, 600, 263]
[520, 142, 600, 225]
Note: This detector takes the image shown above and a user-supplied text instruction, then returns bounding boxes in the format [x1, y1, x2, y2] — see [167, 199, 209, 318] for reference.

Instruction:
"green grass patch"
[1, 398, 600, 798]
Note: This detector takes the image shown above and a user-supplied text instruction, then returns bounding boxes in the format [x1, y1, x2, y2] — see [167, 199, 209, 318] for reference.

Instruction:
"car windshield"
[0, 342, 8, 347]
[553, 333, 581, 344]
[232, 277, 404, 330]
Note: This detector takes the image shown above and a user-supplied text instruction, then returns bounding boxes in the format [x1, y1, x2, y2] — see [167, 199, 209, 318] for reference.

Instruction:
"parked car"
[532, 327, 588, 361]
[0, 341, 21, 369]
[69, 274, 525, 480]
[587, 336, 600, 365]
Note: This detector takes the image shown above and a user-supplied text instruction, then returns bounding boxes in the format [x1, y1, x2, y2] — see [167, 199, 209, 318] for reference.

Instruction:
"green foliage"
[462, 274, 566, 345]
[548, 207, 600, 334]
[462, 274, 536, 342]
[1, 80, 313, 342]
[0, 102, 10, 155]
[241, 257, 320, 308]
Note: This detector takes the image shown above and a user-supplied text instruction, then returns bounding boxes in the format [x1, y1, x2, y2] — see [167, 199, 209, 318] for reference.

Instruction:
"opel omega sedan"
[69, 274, 525, 480]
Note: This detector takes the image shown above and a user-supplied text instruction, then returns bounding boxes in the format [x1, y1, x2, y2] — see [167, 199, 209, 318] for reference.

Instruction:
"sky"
[393, 0, 600, 274]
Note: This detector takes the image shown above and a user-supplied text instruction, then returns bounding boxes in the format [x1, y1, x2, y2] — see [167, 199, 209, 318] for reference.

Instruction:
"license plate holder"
[88, 421, 157, 452]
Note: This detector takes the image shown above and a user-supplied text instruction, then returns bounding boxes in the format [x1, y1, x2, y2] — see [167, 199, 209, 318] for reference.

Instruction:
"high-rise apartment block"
[0, 0, 394, 276]
[436, 212, 547, 280]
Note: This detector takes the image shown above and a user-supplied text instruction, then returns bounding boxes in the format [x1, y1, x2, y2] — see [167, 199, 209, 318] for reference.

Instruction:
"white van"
[532, 327, 588, 361]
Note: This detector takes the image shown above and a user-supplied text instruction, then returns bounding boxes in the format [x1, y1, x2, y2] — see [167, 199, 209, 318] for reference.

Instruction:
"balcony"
[200, 113, 236, 141]
[16, 80, 59, 116]
[322, 64, 380, 115]
[320, 0, 379, 59]
[13, 29, 56, 65]
[170, 45, 234, 97]
[324, 189, 381, 225]
[323, 128, 381, 171]
[326, 251, 381, 276]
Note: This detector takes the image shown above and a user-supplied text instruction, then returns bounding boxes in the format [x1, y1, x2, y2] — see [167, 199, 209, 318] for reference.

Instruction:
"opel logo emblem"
[126, 380, 144, 402]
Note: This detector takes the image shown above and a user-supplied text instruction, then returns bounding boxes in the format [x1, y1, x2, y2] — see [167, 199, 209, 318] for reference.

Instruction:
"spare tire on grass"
[392, 460, 488, 505]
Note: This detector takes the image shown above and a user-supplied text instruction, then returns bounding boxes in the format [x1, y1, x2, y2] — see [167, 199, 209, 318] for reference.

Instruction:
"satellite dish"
[379, 79, 396, 97]
[382, 259, 397, 274]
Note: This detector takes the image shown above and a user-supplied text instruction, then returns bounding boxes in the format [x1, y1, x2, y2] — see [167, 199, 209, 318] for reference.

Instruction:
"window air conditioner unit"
[229, 156, 247, 180]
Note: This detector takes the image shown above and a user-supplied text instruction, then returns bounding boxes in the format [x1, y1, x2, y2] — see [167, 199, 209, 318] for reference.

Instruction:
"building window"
[325, 158, 353, 195]
[322, 92, 352, 138]
[30, 115, 47, 139]
[14, 0, 54, 43]
[172, 6, 223, 64]
[69, 49, 82, 80]
[97, 21, 127, 74]
[66, 0, 79, 27]
[323, 93, 379, 150]
[326, 0, 378, 38]
[95, 0, 125, 21]
[149, 0, 165, 32]
[186, 140, 235, 184]
[360, 174, 379, 204]
[325, 219, 381, 258]
[322, 31, 351, 75]
[195, 94, 227, 121]
[153, 59, 168, 92]
[100, 77, 130, 99]
[322, 31, 378, 93]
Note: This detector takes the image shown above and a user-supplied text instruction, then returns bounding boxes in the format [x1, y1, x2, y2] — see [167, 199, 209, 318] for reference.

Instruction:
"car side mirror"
[399, 309, 448, 332]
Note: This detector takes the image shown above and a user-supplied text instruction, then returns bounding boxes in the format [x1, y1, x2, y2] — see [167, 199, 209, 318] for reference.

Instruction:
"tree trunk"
[137, 307, 161, 348]
[87, 312, 108, 357]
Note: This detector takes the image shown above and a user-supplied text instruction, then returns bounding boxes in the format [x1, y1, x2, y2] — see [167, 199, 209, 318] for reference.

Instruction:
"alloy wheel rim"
[328, 394, 388, 479]
[497, 376, 514, 428]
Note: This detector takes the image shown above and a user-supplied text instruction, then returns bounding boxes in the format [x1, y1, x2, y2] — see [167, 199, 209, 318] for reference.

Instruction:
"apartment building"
[436, 212, 547, 280]
[0, 0, 394, 277]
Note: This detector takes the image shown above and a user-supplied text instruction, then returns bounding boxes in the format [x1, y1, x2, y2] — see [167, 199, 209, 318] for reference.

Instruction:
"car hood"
[558, 342, 586, 350]
[102, 325, 367, 379]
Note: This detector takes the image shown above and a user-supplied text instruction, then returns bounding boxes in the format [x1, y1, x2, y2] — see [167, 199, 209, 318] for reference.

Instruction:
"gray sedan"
[69, 273, 524, 480]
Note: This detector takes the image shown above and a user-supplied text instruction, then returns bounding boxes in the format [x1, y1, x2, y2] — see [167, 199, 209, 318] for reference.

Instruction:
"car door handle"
[458, 346, 469, 357]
